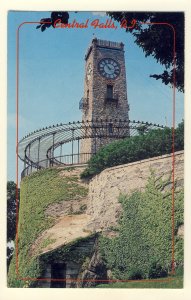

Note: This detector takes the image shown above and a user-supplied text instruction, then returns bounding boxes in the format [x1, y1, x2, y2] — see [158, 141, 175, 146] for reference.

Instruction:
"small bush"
[128, 268, 144, 280]
[148, 263, 168, 279]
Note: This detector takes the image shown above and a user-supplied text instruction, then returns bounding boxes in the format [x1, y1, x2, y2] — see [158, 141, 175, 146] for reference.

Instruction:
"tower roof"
[85, 38, 124, 60]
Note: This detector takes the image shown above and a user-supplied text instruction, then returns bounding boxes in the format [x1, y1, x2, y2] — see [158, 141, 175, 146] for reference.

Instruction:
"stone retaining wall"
[87, 151, 184, 232]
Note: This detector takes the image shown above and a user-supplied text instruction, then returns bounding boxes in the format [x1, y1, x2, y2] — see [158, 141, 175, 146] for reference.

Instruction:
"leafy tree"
[108, 12, 184, 92]
[37, 12, 184, 92]
[7, 181, 20, 269]
[36, 11, 69, 32]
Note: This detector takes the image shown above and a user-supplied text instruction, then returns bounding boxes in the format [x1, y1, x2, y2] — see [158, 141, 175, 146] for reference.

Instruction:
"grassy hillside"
[8, 167, 88, 287]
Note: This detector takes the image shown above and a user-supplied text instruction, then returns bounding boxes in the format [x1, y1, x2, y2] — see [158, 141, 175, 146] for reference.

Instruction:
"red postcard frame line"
[15, 20, 176, 283]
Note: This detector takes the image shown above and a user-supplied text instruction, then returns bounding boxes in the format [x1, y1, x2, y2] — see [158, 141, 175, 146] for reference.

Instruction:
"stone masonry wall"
[86, 151, 184, 233]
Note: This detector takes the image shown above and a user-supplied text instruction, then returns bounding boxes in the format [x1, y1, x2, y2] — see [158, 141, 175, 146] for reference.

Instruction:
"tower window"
[87, 89, 89, 99]
[108, 123, 113, 134]
[107, 85, 113, 99]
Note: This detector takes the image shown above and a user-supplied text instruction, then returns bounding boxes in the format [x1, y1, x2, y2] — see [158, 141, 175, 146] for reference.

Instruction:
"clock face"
[98, 58, 120, 79]
[86, 63, 93, 81]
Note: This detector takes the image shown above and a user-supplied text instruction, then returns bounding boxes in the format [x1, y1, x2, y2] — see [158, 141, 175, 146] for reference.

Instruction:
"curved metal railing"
[18, 119, 165, 178]
[21, 153, 92, 179]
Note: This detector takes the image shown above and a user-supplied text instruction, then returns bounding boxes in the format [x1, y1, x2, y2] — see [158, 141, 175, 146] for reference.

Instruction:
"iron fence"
[18, 119, 164, 179]
[21, 153, 92, 179]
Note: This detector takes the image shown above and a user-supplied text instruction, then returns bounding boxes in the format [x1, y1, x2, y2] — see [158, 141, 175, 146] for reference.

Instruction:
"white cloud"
[92, 12, 106, 17]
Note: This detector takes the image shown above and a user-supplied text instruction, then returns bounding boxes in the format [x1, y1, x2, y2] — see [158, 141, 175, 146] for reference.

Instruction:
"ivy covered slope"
[8, 168, 88, 287]
[99, 173, 184, 282]
[81, 122, 184, 178]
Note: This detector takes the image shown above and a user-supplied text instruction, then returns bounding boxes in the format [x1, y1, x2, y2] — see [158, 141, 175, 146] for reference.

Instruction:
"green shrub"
[128, 268, 144, 280]
[99, 173, 184, 280]
[81, 122, 184, 179]
[148, 263, 168, 279]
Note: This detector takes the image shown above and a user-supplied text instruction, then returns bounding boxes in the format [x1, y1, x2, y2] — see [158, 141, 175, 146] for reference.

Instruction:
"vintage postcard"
[7, 11, 184, 289]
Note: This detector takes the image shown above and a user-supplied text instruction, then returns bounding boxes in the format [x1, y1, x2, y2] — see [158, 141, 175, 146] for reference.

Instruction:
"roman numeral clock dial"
[98, 58, 120, 79]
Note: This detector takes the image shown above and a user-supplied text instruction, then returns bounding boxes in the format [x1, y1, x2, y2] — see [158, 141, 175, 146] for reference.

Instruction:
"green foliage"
[8, 168, 88, 287]
[36, 11, 69, 32]
[99, 174, 183, 280]
[81, 123, 184, 179]
[128, 268, 144, 280]
[95, 274, 183, 288]
[41, 234, 97, 266]
[108, 12, 184, 92]
[7, 181, 20, 242]
[148, 262, 168, 279]
[7, 181, 20, 269]
[38, 237, 57, 253]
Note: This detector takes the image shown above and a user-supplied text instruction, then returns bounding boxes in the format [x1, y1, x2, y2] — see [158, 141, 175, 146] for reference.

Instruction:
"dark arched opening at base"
[50, 263, 66, 288]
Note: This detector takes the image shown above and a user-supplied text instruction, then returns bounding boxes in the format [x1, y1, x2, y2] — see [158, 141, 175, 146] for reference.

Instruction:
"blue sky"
[8, 11, 184, 181]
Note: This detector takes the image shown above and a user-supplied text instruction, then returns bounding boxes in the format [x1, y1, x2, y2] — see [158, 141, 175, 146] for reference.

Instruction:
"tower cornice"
[85, 38, 124, 60]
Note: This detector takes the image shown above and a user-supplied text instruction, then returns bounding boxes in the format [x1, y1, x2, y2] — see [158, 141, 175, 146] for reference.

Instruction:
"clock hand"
[105, 65, 110, 73]
[107, 64, 112, 71]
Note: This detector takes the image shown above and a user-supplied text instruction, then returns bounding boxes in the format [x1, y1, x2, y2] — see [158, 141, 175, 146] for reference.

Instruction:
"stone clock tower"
[80, 38, 130, 156]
